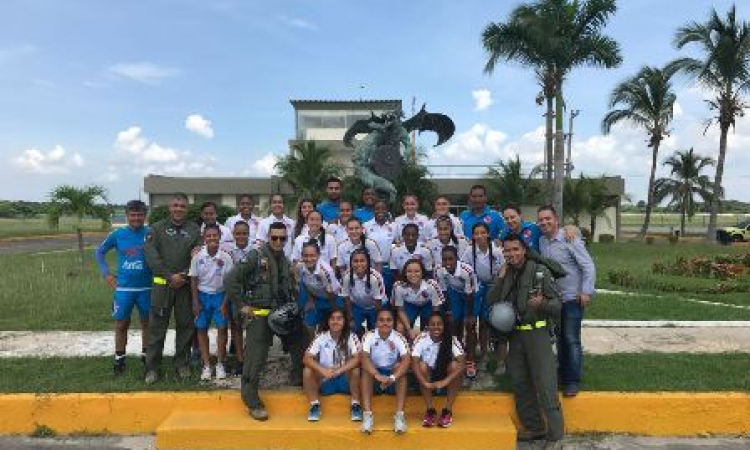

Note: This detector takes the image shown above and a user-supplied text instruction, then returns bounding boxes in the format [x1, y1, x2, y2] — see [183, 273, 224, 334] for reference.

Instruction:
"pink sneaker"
[438, 408, 453, 428]
[422, 408, 437, 427]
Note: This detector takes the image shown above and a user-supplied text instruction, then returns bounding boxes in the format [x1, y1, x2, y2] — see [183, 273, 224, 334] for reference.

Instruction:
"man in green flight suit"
[144, 193, 202, 384]
[224, 221, 303, 421]
[487, 233, 564, 450]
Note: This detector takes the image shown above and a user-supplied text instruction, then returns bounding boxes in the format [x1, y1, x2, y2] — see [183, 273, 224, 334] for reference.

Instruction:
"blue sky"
[2, 0, 749, 203]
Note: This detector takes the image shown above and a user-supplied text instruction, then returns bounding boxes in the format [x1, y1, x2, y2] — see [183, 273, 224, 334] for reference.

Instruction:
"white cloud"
[278, 15, 318, 31]
[107, 62, 179, 84]
[185, 114, 214, 139]
[110, 126, 215, 177]
[0, 43, 37, 64]
[472, 89, 493, 111]
[11, 145, 84, 174]
[244, 153, 278, 176]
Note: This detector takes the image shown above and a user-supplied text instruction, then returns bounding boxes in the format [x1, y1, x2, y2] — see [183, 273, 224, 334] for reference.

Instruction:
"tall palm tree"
[274, 141, 344, 204]
[602, 65, 678, 238]
[654, 148, 716, 237]
[563, 175, 611, 239]
[562, 175, 589, 226]
[484, 155, 544, 206]
[671, 6, 750, 241]
[48, 184, 111, 267]
[482, 0, 622, 215]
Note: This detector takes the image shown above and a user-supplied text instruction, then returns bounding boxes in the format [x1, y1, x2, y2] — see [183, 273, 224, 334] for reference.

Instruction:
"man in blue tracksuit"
[460, 184, 506, 240]
[95, 200, 152, 375]
[316, 177, 343, 223]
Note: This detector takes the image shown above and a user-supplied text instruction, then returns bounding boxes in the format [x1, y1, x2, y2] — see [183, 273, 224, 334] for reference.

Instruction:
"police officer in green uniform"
[224, 221, 303, 421]
[143, 193, 202, 384]
[487, 233, 564, 450]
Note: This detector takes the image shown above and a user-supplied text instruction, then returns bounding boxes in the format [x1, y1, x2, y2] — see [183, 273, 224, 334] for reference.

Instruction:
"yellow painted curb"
[0, 391, 748, 436]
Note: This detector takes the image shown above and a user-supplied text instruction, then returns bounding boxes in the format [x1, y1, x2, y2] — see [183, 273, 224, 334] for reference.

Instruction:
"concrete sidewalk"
[2, 326, 750, 358]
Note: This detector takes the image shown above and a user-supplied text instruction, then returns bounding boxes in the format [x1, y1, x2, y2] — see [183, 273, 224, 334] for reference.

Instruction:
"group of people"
[95, 177, 595, 448]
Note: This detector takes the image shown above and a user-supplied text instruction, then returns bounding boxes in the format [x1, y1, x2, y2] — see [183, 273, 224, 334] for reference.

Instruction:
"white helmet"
[488, 302, 516, 333]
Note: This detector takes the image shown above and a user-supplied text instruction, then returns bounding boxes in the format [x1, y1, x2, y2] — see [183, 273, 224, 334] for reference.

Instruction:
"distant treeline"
[622, 199, 750, 214]
[0, 201, 126, 219]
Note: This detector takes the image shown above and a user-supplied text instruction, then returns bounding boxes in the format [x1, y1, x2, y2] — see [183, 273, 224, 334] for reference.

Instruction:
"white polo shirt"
[188, 247, 234, 294]
[423, 214, 465, 240]
[363, 219, 397, 264]
[306, 331, 361, 369]
[411, 332, 464, 370]
[460, 244, 505, 284]
[392, 279, 444, 307]
[200, 222, 234, 245]
[390, 242, 434, 274]
[340, 269, 386, 309]
[220, 241, 255, 264]
[336, 238, 383, 270]
[361, 329, 409, 370]
[225, 213, 261, 242]
[325, 220, 349, 244]
[256, 214, 296, 258]
[393, 213, 430, 243]
[435, 261, 477, 295]
[427, 236, 469, 268]
[296, 261, 340, 299]
[291, 231, 337, 265]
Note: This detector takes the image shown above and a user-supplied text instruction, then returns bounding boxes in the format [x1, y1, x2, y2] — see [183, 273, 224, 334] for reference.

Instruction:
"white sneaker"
[215, 363, 227, 380]
[200, 365, 212, 381]
[394, 411, 407, 434]
[361, 411, 374, 434]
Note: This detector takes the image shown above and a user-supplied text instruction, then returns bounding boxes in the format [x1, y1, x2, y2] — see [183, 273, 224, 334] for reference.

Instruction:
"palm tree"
[562, 175, 590, 226]
[274, 141, 344, 204]
[671, 6, 750, 241]
[482, 0, 622, 215]
[484, 155, 544, 206]
[654, 148, 716, 237]
[48, 185, 111, 267]
[563, 175, 611, 239]
[602, 65, 678, 238]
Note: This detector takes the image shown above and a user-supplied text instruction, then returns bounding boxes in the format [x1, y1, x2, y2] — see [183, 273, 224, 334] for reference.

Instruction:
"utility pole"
[566, 109, 580, 179]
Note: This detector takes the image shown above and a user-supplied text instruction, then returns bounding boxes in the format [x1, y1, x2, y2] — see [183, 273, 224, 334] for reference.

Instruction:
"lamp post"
[565, 109, 580, 178]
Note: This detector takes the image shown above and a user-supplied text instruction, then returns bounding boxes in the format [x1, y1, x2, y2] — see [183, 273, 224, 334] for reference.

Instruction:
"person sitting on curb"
[359, 308, 411, 435]
[411, 311, 465, 428]
[302, 309, 363, 422]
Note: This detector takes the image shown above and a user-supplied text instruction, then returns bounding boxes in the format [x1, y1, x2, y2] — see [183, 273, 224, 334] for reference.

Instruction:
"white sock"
[310, 400, 320, 406]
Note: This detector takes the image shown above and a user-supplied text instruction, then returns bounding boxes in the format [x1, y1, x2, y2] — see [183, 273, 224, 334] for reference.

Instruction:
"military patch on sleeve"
[146, 234, 154, 242]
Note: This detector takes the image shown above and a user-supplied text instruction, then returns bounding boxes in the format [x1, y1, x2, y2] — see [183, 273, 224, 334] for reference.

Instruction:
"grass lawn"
[0, 353, 746, 393]
[0, 250, 115, 331]
[620, 212, 749, 228]
[586, 293, 750, 321]
[0, 217, 109, 239]
[589, 241, 750, 309]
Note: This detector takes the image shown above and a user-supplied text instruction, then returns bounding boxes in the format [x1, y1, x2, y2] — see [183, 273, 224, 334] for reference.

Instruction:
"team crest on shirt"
[483, 216, 491, 224]
[217, 259, 224, 268]
[422, 291, 429, 299]
[523, 229, 531, 237]
[388, 341, 396, 351]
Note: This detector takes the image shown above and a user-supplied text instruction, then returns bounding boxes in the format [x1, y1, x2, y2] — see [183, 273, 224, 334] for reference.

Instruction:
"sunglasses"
[270, 236, 288, 242]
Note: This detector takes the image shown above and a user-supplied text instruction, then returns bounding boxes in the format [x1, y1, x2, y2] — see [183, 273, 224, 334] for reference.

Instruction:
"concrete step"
[156, 395, 517, 450]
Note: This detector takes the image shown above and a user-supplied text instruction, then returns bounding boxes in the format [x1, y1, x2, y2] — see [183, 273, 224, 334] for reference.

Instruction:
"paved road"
[2, 435, 748, 450]
[3, 326, 750, 358]
[0, 233, 106, 256]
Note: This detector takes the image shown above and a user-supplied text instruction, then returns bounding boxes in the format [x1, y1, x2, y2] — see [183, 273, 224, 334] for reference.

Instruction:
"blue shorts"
[443, 288, 473, 323]
[474, 283, 491, 321]
[195, 291, 228, 329]
[320, 373, 350, 395]
[429, 369, 448, 396]
[374, 367, 396, 395]
[382, 266, 395, 298]
[111, 289, 151, 321]
[352, 304, 379, 334]
[403, 302, 433, 328]
[299, 292, 344, 327]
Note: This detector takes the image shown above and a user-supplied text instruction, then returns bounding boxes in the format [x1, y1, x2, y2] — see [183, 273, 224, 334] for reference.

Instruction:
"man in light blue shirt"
[537, 205, 595, 398]
[316, 177, 342, 223]
[460, 184, 505, 239]
[95, 200, 152, 375]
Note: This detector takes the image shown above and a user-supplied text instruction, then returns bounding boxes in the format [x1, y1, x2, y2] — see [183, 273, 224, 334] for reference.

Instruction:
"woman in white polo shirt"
[392, 259, 444, 341]
[302, 309, 363, 423]
[412, 311, 465, 428]
[341, 248, 387, 336]
[360, 308, 411, 435]
[296, 241, 341, 339]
